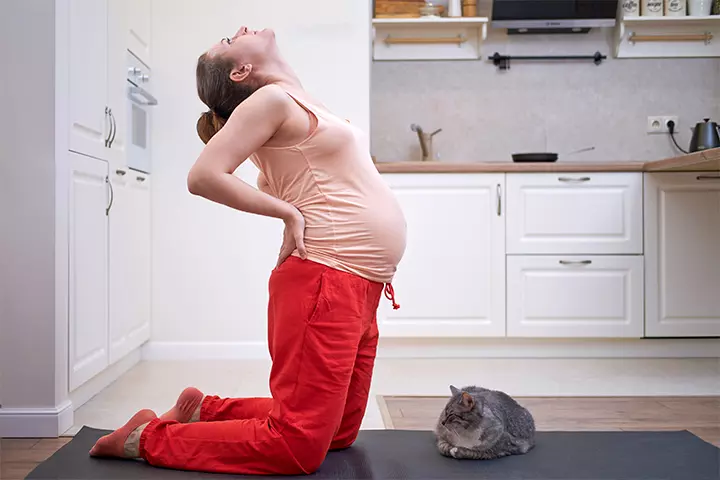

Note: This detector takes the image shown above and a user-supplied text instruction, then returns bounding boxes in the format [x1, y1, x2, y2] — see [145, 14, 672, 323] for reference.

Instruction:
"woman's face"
[208, 26, 275, 66]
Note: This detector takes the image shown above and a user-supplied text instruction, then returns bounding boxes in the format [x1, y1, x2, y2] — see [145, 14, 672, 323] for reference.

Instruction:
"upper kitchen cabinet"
[378, 174, 506, 337]
[68, 0, 151, 168]
[615, 16, 720, 58]
[68, 0, 109, 162]
[506, 173, 643, 255]
[644, 173, 720, 337]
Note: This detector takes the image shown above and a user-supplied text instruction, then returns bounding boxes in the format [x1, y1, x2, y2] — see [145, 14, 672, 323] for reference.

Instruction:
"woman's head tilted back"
[196, 26, 276, 144]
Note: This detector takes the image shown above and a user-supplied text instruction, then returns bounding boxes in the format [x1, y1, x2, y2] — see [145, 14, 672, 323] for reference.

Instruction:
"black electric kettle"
[689, 118, 720, 152]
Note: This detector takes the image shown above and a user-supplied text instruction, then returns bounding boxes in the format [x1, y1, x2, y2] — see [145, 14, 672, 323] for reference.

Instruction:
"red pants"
[139, 258, 385, 475]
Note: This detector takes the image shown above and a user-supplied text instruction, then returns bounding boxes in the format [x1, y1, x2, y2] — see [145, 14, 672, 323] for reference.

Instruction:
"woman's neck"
[256, 56, 303, 92]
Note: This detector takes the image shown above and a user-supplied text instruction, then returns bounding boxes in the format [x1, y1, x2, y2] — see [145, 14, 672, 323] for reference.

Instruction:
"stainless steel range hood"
[491, 0, 619, 32]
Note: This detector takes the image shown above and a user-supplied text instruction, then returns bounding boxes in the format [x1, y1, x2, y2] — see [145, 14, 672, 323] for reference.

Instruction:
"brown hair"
[196, 52, 257, 144]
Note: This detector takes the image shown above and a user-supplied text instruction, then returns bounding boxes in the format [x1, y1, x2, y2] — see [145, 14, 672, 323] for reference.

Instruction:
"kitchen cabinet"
[68, 0, 109, 162]
[506, 173, 643, 255]
[379, 174, 506, 337]
[108, 170, 151, 364]
[507, 255, 644, 338]
[69, 0, 138, 168]
[68, 152, 110, 391]
[644, 173, 720, 337]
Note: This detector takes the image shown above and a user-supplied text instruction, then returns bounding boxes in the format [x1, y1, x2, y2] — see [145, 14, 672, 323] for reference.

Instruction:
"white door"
[378, 174, 506, 337]
[645, 173, 720, 337]
[68, 152, 110, 391]
[507, 256, 644, 338]
[69, 0, 109, 161]
[108, 170, 151, 363]
[108, 168, 133, 363]
[125, 0, 152, 65]
[106, 0, 130, 169]
[506, 173, 643, 254]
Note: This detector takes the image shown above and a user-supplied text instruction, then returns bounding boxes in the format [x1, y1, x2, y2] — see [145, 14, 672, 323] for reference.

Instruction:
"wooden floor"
[379, 396, 720, 447]
[2, 396, 718, 479]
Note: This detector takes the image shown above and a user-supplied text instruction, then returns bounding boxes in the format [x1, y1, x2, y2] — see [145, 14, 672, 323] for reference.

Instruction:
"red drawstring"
[384, 284, 400, 310]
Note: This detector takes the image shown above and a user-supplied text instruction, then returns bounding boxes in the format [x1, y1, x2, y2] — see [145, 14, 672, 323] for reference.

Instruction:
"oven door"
[126, 82, 157, 173]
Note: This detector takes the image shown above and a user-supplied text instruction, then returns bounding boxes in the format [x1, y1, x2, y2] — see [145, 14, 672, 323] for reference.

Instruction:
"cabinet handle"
[559, 176, 591, 183]
[106, 176, 114, 216]
[496, 184, 502, 216]
[696, 175, 720, 180]
[136, 176, 146, 183]
[559, 260, 592, 266]
[108, 109, 117, 148]
[115, 169, 126, 176]
[104, 107, 111, 147]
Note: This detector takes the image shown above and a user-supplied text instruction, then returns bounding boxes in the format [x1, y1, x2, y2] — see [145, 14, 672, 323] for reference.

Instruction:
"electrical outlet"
[647, 116, 679, 134]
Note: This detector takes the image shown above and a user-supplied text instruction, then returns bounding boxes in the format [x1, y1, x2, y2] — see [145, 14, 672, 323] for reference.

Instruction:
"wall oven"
[126, 51, 157, 174]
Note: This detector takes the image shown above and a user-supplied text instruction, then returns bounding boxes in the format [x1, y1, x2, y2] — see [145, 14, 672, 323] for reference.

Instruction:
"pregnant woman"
[89, 26, 407, 475]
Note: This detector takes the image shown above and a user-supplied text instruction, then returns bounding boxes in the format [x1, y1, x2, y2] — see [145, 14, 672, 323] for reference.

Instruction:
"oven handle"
[129, 85, 159, 106]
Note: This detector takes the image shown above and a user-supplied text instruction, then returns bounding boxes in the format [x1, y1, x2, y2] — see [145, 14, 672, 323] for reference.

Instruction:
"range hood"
[491, 0, 619, 33]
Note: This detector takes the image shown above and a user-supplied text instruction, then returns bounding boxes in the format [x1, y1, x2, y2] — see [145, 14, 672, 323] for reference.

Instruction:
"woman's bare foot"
[89, 409, 157, 458]
[159, 387, 204, 423]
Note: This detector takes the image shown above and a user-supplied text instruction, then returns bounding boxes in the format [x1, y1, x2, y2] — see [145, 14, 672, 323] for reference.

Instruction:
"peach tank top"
[250, 89, 407, 285]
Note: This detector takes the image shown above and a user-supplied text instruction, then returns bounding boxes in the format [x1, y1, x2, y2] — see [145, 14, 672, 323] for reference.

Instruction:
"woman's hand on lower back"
[277, 208, 307, 268]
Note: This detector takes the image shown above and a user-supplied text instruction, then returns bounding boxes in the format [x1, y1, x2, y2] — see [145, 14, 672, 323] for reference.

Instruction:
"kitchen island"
[374, 147, 720, 343]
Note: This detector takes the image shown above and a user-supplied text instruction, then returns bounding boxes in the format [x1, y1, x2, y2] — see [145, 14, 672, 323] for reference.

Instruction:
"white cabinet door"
[378, 174, 506, 337]
[108, 168, 133, 363]
[108, 170, 151, 363]
[506, 173, 643, 254]
[645, 173, 720, 337]
[507, 256, 644, 338]
[69, 0, 109, 161]
[127, 172, 152, 352]
[125, 0, 152, 65]
[68, 152, 110, 391]
[106, 0, 130, 169]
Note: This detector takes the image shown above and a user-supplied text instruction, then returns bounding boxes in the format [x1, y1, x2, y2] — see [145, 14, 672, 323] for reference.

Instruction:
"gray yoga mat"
[27, 426, 719, 479]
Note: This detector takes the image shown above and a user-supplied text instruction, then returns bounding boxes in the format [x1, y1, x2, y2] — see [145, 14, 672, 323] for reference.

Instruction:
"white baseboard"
[70, 347, 143, 410]
[0, 400, 73, 438]
[142, 338, 720, 360]
[142, 341, 270, 360]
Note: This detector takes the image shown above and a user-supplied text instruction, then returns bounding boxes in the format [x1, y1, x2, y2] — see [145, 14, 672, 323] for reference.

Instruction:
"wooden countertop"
[374, 148, 720, 174]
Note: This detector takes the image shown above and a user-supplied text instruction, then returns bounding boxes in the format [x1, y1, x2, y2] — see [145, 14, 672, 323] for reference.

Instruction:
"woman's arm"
[188, 84, 306, 261]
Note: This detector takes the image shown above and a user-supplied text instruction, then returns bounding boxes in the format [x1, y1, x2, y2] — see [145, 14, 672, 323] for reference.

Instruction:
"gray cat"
[435, 385, 536, 460]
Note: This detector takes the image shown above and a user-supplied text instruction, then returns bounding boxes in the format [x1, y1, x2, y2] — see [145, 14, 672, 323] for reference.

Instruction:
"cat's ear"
[461, 392, 475, 410]
[450, 385, 460, 396]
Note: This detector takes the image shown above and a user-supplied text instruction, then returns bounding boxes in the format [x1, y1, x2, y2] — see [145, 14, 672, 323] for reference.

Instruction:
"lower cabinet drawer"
[507, 256, 644, 338]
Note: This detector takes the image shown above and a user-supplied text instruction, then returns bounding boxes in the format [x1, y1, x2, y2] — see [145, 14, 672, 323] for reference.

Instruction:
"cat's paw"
[450, 447, 459, 458]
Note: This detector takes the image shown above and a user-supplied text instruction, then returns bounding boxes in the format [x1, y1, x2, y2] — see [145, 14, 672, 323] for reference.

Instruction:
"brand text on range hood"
[491, 0, 619, 31]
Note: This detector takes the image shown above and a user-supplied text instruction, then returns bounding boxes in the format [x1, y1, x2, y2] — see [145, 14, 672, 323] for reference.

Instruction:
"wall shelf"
[615, 15, 720, 58]
[372, 17, 489, 61]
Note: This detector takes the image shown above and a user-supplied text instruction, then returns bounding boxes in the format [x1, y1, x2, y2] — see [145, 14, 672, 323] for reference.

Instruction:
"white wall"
[0, 0, 59, 410]
[149, 0, 372, 348]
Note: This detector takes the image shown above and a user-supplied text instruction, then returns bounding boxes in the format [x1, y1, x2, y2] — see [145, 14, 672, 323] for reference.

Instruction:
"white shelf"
[372, 17, 489, 27]
[621, 15, 720, 27]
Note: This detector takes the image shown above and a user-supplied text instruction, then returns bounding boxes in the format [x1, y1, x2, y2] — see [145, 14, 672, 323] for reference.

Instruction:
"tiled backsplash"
[371, 30, 720, 163]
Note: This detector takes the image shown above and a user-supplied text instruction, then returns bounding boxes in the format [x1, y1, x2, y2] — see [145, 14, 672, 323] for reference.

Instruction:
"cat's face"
[436, 386, 485, 449]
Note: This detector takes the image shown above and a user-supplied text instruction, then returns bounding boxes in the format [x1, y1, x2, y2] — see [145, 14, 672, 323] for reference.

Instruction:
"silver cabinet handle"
[104, 107, 111, 147]
[496, 184, 502, 216]
[559, 177, 591, 183]
[697, 175, 720, 180]
[115, 169, 126, 176]
[106, 176, 114, 216]
[559, 260, 592, 265]
[136, 176, 146, 183]
[108, 109, 117, 148]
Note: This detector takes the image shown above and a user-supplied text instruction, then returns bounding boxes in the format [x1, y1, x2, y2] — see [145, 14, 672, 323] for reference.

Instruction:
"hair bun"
[196, 110, 227, 144]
